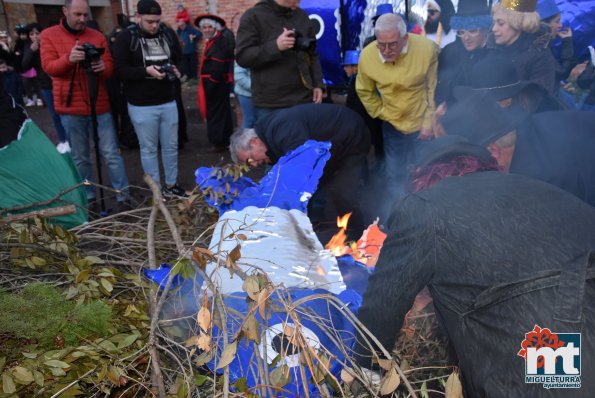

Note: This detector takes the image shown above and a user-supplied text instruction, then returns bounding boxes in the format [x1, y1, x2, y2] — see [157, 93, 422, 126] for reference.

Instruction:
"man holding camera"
[113, 0, 186, 198]
[236, 0, 324, 122]
[40, 0, 130, 211]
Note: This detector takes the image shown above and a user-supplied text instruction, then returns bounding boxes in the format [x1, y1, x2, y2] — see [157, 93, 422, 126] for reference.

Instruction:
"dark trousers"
[181, 53, 198, 79]
[203, 79, 233, 147]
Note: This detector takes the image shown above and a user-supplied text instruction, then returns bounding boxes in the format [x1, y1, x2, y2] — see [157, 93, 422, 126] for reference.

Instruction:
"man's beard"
[425, 19, 440, 34]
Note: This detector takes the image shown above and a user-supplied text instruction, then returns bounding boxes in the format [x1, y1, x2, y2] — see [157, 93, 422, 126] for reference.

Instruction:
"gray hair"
[374, 13, 407, 37]
[199, 18, 223, 31]
[229, 128, 257, 163]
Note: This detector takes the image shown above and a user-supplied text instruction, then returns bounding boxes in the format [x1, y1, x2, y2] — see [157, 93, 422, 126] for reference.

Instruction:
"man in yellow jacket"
[356, 13, 438, 210]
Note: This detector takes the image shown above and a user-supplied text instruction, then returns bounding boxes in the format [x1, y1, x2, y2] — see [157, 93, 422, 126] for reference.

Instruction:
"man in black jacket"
[229, 103, 370, 238]
[441, 91, 595, 208]
[354, 137, 595, 397]
[113, 0, 186, 198]
[235, 0, 324, 122]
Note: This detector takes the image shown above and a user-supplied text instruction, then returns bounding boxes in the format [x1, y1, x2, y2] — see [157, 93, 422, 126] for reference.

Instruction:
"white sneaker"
[36, 98, 43, 106]
[62, 141, 71, 152]
[56, 142, 71, 154]
[25, 98, 35, 107]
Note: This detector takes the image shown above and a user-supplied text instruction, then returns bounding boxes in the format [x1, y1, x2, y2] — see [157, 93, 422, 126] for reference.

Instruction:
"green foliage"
[0, 283, 111, 348]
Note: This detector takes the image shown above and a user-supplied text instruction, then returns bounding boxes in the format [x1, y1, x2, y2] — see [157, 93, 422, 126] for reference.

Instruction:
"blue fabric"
[60, 112, 129, 201]
[555, 0, 595, 60]
[237, 94, 255, 128]
[143, 263, 185, 289]
[128, 100, 179, 187]
[195, 140, 331, 214]
[209, 288, 362, 397]
[336, 254, 371, 295]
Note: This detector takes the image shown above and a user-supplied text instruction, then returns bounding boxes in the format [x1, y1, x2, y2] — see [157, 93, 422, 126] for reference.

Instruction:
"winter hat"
[442, 91, 530, 146]
[137, 0, 162, 16]
[427, 0, 441, 12]
[372, 3, 394, 22]
[450, 0, 492, 30]
[416, 135, 494, 169]
[536, 0, 560, 20]
[343, 50, 360, 65]
[453, 56, 534, 101]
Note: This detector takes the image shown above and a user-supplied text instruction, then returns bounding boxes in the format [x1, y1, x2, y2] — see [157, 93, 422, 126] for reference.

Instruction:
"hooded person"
[424, 0, 456, 48]
[441, 90, 595, 207]
[351, 131, 595, 397]
[435, 0, 492, 104]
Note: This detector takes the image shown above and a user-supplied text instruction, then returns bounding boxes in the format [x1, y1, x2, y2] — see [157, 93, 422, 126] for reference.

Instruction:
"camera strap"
[65, 63, 78, 107]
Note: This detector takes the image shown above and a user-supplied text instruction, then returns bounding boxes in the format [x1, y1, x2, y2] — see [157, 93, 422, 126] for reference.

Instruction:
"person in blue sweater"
[176, 18, 202, 81]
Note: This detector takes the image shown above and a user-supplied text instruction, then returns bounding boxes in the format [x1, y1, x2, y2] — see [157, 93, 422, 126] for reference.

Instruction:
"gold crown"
[500, 0, 537, 12]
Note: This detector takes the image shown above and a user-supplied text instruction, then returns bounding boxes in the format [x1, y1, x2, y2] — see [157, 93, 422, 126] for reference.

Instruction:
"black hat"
[441, 91, 530, 146]
[416, 135, 494, 168]
[194, 14, 226, 28]
[137, 0, 162, 15]
[454, 56, 535, 101]
[450, 0, 492, 30]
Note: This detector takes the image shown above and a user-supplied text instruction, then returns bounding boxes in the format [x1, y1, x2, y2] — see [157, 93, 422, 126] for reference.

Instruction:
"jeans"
[40, 89, 67, 142]
[237, 94, 255, 128]
[60, 112, 130, 202]
[382, 122, 420, 207]
[128, 101, 179, 187]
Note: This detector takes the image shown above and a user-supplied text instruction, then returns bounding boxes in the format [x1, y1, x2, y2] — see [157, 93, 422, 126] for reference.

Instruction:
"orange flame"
[325, 213, 352, 257]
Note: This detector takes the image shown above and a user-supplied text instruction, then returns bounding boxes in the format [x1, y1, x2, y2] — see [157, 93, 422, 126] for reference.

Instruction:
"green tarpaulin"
[0, 119, 88, 228]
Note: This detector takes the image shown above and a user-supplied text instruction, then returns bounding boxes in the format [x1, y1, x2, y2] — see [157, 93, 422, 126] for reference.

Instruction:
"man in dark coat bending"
[229, 103, 370, 238]
[354, 136, 595, 397]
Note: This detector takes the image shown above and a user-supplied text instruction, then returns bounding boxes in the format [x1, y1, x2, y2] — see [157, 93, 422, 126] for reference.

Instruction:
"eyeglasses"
[376, 40, 401, 51]
[456, 29, 481, 37]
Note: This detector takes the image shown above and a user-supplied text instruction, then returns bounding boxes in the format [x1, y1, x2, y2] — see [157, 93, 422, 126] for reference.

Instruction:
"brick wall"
[132, 0, 258, 34]
[2, 3, 37, 32]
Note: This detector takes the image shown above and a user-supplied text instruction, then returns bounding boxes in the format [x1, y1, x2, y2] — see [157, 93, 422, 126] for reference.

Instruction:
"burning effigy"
[145, 140, 390, 396]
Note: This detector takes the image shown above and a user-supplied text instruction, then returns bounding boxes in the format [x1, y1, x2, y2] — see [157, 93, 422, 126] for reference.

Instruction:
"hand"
[171, 65, 182, 79]
[30, 40, 39, 52]
[276, 28, 296, 51]
[312, 87, 323, 104]
[69, 41, 85, 63]
[146, 65, 166, 79]
[431, 102, 448, 138]
[557, 27, 572, 39]
[90, 59, 105, 73]
[418, 126, 434, 140]
[569, 61, 588, 82]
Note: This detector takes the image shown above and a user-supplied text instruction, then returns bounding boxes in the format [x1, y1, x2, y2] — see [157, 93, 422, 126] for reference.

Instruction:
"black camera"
[291, 30, 315, 52]
[81, 42, 105, 69]
[158, 63, 177, 82]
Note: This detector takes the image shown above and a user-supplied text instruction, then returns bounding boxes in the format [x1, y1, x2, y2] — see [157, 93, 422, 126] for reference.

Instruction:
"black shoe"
[161, 184, 188, 199]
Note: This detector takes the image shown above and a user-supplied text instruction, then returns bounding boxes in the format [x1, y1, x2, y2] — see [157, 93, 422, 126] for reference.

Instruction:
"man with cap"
[351, 132, 595, 397]
[356, 13, 438, 217]
[176, 16, 202, 81]
[235, 0, 324, 122]
[435, 0, 492, 104]
[441, 90, 595, 208]
[40, 0, 130, 214]
[113, 0, 186, 198]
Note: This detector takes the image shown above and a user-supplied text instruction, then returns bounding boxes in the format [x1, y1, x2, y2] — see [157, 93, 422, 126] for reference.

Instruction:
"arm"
[355, 56, 383, 119]
[96, 34, 113, 80]
[557, 36, 577, 81]
[528, 50, 557, 95]
[234, 63, 251, 93]
[235, 13, 284, 69]
[113, 30, 147, 81]
[306, 20, 323, 89]
[420, 44, 439, 137]
[40, 31, 75, 78]
[354, 197, 435, 366]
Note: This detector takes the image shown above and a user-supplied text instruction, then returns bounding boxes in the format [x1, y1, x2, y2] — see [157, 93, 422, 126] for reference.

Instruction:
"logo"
[518, 325, 581, 389]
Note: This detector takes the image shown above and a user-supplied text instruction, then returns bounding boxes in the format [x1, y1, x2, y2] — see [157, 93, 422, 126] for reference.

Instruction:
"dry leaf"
[377, 358, 392, 370]
[340, 367, 355, 385]
[379, 367, 400, 396]
[229, 244, 241, 262]
[242, 276, 261, 301]
[237, 234, 248, 241]
[184, 335, 200, 348]
[197, 307, 211, 332]
[216, 340, 238, 369]
[194, 349, 214, 366]
[445, 370, 463, 398]
[269, 365, 291, 388]
[257, 289, 268, 319]
[283, 323, 295, 337]
[241, 314, 261, 344]
[197, 334, 212, 352]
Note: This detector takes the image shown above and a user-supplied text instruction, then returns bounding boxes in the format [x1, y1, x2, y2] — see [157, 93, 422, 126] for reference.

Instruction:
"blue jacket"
[233, 63, 251, 97]
[177, 26, 202, 55]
